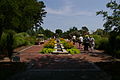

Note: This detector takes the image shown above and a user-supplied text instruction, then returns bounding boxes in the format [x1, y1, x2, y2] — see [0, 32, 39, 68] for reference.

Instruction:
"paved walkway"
[9, 69, 110, 80]
[1, 41, 115, 80]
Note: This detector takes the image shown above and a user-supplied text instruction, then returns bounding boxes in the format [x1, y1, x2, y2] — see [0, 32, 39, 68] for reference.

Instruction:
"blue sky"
[40, 0, 118, 32]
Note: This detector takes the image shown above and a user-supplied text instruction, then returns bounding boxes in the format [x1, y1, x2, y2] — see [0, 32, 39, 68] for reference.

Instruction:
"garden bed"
[40, 38, 80, 54]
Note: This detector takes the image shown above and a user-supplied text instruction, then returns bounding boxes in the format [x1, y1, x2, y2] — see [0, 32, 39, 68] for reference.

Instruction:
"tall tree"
[0, 0, 46, 39]
[0, 0, 46, 56]
[44, 29, 54, 38]
[81, 26, 89, 35]
[93, 29, 108, 37]
[96, 0, 120, 32]
[55, 29, 63, 37]
[96, 0, 120, 55]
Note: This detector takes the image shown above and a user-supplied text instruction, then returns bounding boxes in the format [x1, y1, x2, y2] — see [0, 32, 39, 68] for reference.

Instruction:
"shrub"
[0, 32, 8, 50]
[107, 33, 120, 57]
[92, 35, 109, 50]
[0, 30, 16, 55]
[44, 39, 55, 48]
[60, 38, 65, 41]
[44, 42, 55, 48]
[67, 48, 80, 54]
[63, 41, 74, 49]
[24, 36, 36, 45]
[40, 48, 54, 54]
[13, 32, 35, 48]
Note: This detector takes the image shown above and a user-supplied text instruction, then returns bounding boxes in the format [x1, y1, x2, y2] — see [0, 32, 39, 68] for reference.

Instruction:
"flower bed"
[40, 39, 55, 54]
[40, 38, 80, 54]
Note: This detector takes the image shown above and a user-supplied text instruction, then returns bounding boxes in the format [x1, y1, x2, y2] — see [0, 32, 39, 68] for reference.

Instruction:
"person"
[89, 36, 95, 51]
[72, 35, 76, 45]
[83, 35, 90, 51]
[78, 35, 83, 49]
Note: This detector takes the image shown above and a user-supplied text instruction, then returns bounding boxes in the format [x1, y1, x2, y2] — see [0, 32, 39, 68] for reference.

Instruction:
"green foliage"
[63, 42, 74, 49]
[61, 40, 74, 49]
[97, 37, 109, 50]
[44, 39, 55, 48]
[107, 32, 120, 56]
[55, 29, 63, 37]
[44, 29, 54, 38]
[93, 29, 109, 37]
[67, 48, 80, 54]
[0, 32, 8, 50]
[0, 0, 46, 40]
[44, 43, 54, 48]
[97, 0, 120, 57]
[0, 32, 35, 53]
[92, 35, 109, 50]
[0, 30, 16, 57]
[97, 0, 120, 32]
[13, 32, 35, 48]
[40, 48, 54, 54]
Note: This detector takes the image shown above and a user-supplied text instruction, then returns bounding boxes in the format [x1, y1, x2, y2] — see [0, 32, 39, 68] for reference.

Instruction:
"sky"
[40, 0, 118, 32]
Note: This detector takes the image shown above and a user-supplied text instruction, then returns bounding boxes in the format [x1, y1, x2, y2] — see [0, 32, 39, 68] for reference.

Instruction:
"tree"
[0, 0, 46, 57]
[93, 29, 108, 37]
[81, 26, 89, 35]
[96, 0, 120, 55]
[55, 29, 63, 37]
[44, 29, 54, 38]
[96, 0, 120, 32]
[69, 27, 78, 32]
[62, 27, 78, 39]
[0, 0, 46, 39]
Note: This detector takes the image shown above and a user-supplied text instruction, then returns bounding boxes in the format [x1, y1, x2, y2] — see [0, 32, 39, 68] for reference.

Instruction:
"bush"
[67, 48, 80, 54]
[44, 39, 55, 48]
[97, 37, 109, 50]
[40, 48, 54, 54]
[13, 32, 35, 48]
[92, 35, 109, 50]
[63, 42, 74, 49]
[107, 32, 120, 57]
[44, 42, 55, 48]
[0, 32, 8, 51]
[0, 30, 16, 55]
[60, 40, 74, 49]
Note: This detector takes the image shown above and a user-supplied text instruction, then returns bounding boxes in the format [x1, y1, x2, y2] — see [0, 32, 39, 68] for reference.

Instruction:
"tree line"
[0, 0, 46, 59]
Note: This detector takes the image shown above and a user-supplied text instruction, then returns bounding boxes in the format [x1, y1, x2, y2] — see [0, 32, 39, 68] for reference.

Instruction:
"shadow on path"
[8, 55, 111, 80]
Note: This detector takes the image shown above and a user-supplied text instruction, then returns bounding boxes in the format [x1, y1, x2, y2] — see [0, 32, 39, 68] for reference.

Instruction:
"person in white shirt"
[78, 36, 83, 49]
[72, 35, 76, 45]
[89, 36, 95, 51]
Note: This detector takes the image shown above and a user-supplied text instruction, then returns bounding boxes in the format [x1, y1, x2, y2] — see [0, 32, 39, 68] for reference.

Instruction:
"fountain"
[52, 39, 68, 54]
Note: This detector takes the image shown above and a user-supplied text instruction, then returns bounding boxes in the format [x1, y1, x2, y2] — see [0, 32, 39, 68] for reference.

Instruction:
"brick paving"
[1, 41, 114, 80]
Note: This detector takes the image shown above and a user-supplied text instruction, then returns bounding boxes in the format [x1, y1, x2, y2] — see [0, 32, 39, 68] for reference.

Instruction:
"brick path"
[6, 42, 112, 80]
[1, 41, 114, 80]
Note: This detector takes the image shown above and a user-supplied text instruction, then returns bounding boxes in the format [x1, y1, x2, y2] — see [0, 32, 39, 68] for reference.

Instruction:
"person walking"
[78, 35, 83, 49]
[89, 36, 95, 52]
[83, 35, 90, 51]
[72, 35, 76, 45]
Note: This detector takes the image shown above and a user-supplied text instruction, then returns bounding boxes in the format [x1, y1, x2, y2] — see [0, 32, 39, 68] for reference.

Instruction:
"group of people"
[72, 35, 95, 51]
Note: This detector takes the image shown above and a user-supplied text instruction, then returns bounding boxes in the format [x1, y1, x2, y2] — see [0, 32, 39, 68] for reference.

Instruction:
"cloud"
[46, 4, 73, 15]
[46, 7, 95, 16]
[74, 11, 95, 16]
[46, 0, 95, 16]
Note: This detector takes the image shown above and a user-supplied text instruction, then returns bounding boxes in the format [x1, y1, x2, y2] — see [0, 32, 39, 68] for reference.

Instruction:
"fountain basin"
[52, 43, 68, 54]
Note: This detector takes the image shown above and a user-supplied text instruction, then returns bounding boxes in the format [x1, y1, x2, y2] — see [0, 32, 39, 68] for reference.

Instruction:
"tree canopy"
[96, 0, 120, 32]
[0, 0, 46, 38]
